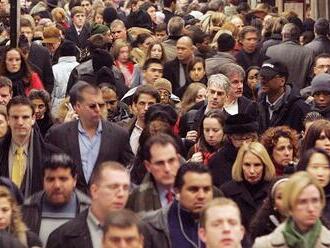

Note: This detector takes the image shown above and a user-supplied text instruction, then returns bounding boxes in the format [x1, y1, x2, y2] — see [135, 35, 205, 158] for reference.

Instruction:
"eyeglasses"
[87, 103, 106, 109]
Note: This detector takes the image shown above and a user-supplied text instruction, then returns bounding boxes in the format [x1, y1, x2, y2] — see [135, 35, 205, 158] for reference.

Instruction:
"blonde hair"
[180, 83, 206, 114]
[51, 7, 67, 23]
[232, 142, 276, 182]
[111, 39, 131, 60]
[282, 171, 325, 216]
[0, 186, 28, 246]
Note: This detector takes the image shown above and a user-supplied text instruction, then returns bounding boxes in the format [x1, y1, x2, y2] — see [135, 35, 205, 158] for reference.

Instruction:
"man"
[110, 19, 128, 41]
[0, 96, 58, 197]
[42, 26, 62, 64]
[22, 153, 90, 245]
[192, 29, 215, 60]
[46, 82, 133, 194]
[0, 76, 12, 105]
[179, 73, 229, 139]
[65, 6, 91, 50]
[126, 134, 180, 213]
[164, 36, 194, 95]
[208, 113, 259, 188]
[256, 58, 310, 133]
[128, 85, 160, 155]
[305, 18, 330, 56]
[163, 0, 176, 23]
[142, 162, 215, 248]
[199, 198, 245, 248]
[235, 26, 262, 71]
[266, 23, 314, 90]
[154, 78, 173, 105]
[132, 58, 164, 87]
[162, 16, 185, 61]
[103, 209, 144, 248]
[205, 32, 236, 77]
[20, 18, 54, 93]
[47, 162, 130, 248]
[219, 63, 257, 117]
[309, 73, 330, 119]
[154, 23, 168, 42]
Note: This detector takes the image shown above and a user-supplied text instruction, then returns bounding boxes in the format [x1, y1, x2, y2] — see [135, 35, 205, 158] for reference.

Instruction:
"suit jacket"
[28, 43, 54, 93]
[163, 58, 186, 95]
[45, 120, 134, 194]
[46, 209, 92, 248]
[65, 24, 91, 50]
[0, 128, 59, 197]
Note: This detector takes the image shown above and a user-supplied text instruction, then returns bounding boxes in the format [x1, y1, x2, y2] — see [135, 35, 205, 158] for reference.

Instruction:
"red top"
[25, 72, 44, 96]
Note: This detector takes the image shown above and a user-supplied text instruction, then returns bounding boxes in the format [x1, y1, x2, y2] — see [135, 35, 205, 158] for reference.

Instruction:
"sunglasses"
[87, 103, 106, 109]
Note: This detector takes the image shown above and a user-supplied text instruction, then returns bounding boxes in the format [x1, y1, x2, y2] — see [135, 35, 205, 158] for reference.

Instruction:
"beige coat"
[253, 223, 330, 248]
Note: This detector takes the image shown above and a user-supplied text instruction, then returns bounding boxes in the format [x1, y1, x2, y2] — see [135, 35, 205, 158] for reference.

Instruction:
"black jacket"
[255, 85, 310, 133]
[163, 58, 187, 96]
[22, 190, 91, 235]
[65, 24, 91, 50]
[46, 209, 92, 248]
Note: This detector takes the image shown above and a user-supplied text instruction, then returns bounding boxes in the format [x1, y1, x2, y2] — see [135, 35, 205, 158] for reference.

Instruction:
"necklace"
[177, 203, 201, 248]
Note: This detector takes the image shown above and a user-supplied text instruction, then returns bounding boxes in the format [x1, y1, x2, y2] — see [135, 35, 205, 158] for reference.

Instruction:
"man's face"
[103, 89, 118, 115]
[240, 32, 258, 53]
[0, 86, 12, 105]
[206, 85, 226, 110]
[145, 143, 180, 188]
[31, 98, 46, 120]
[45, 42, 61, 55]
[132, 94, 157, 123]
[111, 25, 127, 41]
[176, 39, 193, 63]
[291, 184, 323, 232]
[199, 205, 244, 248]
[196, 37, 210, 53]
[259, 75, 284, 95]
[103, 226, 143, 248]
[155, 31, 167, 42]
[73, 13, 86, 29]
[7, 104, 35, 141]
[91, 168, 130, 211]
[314, 57, 330, 75]
[178, 172, 213, 214]
[81, 0, 92, 13]
[143, 63, 163, 85]
[76, 89, 106, 126]
[228, 73, 243, 100]
[313, 91, 330, 109]
[43, 167, 77, 206]
[20, 26, 33, 43]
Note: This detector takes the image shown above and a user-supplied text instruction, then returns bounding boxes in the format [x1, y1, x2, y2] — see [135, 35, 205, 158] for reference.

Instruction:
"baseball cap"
[259, 59, 288, 80]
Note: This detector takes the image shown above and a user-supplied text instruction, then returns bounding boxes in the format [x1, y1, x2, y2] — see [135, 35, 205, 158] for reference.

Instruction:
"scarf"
[282, 218, 321, 248]
[6, 70, 29, 96]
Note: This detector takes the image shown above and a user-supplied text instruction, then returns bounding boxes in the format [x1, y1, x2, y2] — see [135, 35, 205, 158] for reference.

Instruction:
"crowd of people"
[0, 0, 329, 247]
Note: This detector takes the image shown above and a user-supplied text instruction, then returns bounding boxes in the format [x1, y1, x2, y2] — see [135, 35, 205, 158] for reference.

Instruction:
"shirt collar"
[266, 92, 285, 110]
[78, 120, 103, 135]
[87, 208, 103, 229]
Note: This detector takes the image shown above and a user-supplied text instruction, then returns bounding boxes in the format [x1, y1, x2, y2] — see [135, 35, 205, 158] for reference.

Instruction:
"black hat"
[145, 104, 178, 127]
[224, 114, 258, 134]
[103, 7, 118, 24]
[59, 40, 77, 57]
[259, 58, 288, 80]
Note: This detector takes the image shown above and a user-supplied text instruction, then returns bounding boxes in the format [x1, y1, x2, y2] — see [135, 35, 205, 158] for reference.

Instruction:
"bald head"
[176, 36, 194, 64]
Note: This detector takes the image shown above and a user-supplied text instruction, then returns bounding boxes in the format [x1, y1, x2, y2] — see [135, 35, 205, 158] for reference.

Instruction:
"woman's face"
[150, 44, 162, 60]
[31, 98, 47, 120]
[247, 69, 259, 90]
[272, 137, 294, 168]
[142, 37, 154, 53]
[203, 117, 223, 148]
[189, 62, 205, 82]
[274, 181, 286, 217]
[5, 49, 21, 73]
[0, 198, 12, 230]
[0, 114, 8, 138]
[315, 131, 330, 154]
[147, 6, 157, 23]
[118, 46, 129, 63]
[242, 151, 264, 184]
[307, 152, 330, 188]
[94, 13, 103, 24]
[195, 88, 206, 103]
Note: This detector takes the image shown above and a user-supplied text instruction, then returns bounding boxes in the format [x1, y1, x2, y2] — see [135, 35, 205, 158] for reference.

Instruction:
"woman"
[28, 89, 53, 137]
[249, 177, 289, 241]
[297, 147, 330, 221]
[0, 47, 44, 96]
[146, 41, 167, 64]
[112, 39, 135, 88]
[0, 105, 8, 138]
[180, 83, 207, 115]
[0, 186, 42, 247]
[245, 66, 260, 101]
[188, 110, 225, 165]
[253, 171, 330, 248]
[260, 126, 299, 176]
[300, 119, 330, 156]
[220, 142, 276, 229]
[92, 7, 104, 25]
[131, 33, 154, 65]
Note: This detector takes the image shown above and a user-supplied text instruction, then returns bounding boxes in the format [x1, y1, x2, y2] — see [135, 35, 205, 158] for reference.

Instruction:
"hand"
[64, 109, 79, 122]
[190, 152, 203, 163]
[186, 130, 198, 143]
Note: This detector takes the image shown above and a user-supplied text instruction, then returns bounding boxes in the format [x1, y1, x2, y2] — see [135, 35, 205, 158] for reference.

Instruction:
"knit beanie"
[311, 73, 330, 95]
[59, 40, 77, 57]
[92, 24, 110, 35]
[154, 78, 172, 93]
